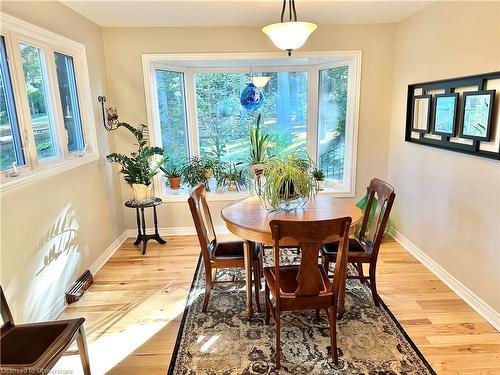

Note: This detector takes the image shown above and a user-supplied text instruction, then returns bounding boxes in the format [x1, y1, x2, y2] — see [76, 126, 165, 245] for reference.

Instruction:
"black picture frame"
[411, 95, 432, 133]
[459, 90, 495, 141]
[432, 93, 458, 136]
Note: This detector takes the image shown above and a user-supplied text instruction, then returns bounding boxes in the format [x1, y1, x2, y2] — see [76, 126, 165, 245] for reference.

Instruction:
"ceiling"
[61, 0, 433, 27]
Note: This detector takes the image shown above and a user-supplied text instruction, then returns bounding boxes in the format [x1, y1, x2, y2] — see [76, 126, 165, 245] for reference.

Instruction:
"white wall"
[388, 1, 500, 314]
[102, 24, 396, 230]
[0, 1, 125, 322]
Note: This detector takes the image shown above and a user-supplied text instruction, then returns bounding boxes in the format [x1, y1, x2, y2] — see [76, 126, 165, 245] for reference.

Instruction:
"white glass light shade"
[262, 21, 317, 52]
[251, 76, 270, 88]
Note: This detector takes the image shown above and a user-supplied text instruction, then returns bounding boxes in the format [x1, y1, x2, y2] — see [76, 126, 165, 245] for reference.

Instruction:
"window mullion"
[307, 66, 319, 162]
[46, 47, 69, 159]
[185, 69, 199, 157]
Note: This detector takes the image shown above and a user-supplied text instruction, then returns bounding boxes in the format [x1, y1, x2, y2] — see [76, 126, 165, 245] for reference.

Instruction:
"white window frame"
[0, 14, 98, 193]
[142, 51, 361, 202]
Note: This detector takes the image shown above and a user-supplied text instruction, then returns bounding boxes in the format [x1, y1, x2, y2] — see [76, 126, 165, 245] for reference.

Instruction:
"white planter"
[316, 180, 325, 191]
[131, 183, 152, 202]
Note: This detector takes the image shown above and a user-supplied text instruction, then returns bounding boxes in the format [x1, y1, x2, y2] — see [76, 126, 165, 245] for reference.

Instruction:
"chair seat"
[321, 237, 370, 259]
[0, 318, 84, 367]
[264, 265, 333, 310]
[211, 240, 260, 261]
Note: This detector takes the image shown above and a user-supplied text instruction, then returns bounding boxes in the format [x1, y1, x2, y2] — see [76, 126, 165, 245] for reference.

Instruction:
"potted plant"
[248, 114, 270, 177]
[107, 123, 167, 202]
[160, 164, 182, 190]
[312, 167, 326, 191]
[181, 156, 215, 191]
[261, 151, 316, 211]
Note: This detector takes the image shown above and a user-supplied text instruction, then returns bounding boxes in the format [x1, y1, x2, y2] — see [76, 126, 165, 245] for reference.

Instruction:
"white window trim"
[142, 51, 361, 202]
[0, 14, 99, 193]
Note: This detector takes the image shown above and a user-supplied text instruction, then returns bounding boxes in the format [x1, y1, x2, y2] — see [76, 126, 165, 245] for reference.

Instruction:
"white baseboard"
[89, 231, 129, 275]
[124, 225, 230, 238]
[390, 228, 500, 332]
[51, 231, 129, 319]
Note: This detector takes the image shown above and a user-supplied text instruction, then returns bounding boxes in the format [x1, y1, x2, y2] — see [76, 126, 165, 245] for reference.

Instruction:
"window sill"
[161, 186, 354, 203]
[0, 153, 99, 193]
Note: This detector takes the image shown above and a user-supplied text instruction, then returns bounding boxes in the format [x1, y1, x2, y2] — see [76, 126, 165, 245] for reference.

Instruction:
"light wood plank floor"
[55, 236, 500, 375]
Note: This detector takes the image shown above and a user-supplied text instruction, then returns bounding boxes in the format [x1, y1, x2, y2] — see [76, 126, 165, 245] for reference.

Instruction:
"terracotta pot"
[205, 168, 213, 178]
[131, 183, 152, 202]
[168, 177, 181, 189]
[228, 181, 239, 191]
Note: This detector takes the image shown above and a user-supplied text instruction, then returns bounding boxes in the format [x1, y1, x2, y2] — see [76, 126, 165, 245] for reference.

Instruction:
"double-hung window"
[0, 14, 97, 191]
[145, 53, 360, 199]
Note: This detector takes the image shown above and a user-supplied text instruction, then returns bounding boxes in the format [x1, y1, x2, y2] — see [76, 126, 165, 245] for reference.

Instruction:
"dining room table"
[221, 194, 363, 318]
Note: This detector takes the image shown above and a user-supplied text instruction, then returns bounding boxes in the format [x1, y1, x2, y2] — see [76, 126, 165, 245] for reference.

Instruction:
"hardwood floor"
[54, 236, 500, 375]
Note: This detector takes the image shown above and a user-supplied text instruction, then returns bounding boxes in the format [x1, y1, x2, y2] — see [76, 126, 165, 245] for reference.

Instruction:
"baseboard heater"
[65, 270, 93, 304]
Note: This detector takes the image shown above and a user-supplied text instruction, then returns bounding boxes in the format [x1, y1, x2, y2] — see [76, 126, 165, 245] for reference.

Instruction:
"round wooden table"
[221, 195, 363, 317]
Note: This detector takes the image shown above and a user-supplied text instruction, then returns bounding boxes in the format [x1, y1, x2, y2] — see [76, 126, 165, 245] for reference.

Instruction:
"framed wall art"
[433, 93, 458, 136]
[405, 71, 500, 160]
[459, 90, 495, 141]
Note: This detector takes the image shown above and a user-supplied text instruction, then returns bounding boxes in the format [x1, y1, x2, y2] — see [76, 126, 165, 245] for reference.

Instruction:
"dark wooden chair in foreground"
[264, 217, 351, 368]
[188, 184, 262, 313]
[0, 287, 91, 374]
[321, 178, 395, 307]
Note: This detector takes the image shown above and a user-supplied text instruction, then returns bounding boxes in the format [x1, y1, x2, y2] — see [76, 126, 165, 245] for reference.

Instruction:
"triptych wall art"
[405, 71, 500, 160]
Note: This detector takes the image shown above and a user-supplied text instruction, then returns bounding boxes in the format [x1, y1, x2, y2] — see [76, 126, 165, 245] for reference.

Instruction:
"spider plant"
[261, 151, 315, 211]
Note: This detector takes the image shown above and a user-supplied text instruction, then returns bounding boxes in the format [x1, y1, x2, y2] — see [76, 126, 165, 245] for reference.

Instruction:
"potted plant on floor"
[107, 123, 168, 202]
[160, 164, 182, 190]
[182, 156, 216, 191]
[260, 151, 315, 211]
[312, 167, 326, 191]
[248, 114, 270, 178]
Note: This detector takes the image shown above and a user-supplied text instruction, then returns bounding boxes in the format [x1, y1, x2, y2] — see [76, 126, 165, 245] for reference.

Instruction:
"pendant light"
[262, 0, 317, 56]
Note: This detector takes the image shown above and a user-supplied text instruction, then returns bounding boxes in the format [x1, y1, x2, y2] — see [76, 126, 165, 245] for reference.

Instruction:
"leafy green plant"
[312, 168, 325, 181]
[181, 156, 215, 190]
[106, 123, 167, 185]
[261, 151, 315, 211]
[160, 164, 182, 178]
[249, 114, 270, 164]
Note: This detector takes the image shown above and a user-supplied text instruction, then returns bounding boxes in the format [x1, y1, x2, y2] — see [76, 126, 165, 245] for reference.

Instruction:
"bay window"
[0, 14, 98, 191]
[145, 52, 360, 199]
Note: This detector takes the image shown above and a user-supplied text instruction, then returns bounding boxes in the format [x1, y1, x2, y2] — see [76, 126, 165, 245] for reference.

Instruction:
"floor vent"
[65, 270, 93, 304]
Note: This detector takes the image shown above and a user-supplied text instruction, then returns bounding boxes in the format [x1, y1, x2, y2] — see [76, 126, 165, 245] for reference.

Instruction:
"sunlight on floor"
[50, 288, 190, 375]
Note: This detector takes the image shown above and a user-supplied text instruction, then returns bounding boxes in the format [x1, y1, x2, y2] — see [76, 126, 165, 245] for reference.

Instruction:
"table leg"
[140, 207, 147, 255]
[244, 240, 253, 318]
[153, 205, 166, 245]
[133, 208, 142, 245]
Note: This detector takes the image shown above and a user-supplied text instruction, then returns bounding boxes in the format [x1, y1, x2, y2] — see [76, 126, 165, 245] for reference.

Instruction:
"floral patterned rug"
[168, 250, 435, 375]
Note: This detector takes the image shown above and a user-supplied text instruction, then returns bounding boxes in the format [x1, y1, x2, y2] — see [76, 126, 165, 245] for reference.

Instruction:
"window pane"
[156, 70, 188, 167]
[318, 66, 348, 182]
[55, 52, 84, 152]
[0, 36, 24, 170]
[19, 43, 57, 159]
[194, 71, 308, 163]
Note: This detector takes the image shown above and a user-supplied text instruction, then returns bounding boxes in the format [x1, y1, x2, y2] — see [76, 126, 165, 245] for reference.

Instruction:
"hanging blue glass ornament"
[240, 82, 264, 111]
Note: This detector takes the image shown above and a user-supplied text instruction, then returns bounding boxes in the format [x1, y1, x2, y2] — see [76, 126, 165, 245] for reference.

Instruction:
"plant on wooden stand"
[260, 151, 315, 211]
[107, 123, 167, 202]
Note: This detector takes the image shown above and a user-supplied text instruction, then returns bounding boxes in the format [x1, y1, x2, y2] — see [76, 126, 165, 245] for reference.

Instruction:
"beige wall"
[388, 2, 500, 312]
[0, 2, 125, 322]
[102, 24, 396, 229]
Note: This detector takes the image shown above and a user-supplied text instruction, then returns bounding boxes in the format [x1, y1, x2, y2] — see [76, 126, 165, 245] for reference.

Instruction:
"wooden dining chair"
[188, 184, 262, 313]
[321, 178, 395, 307]
[0, 287, 91, 374]
[264, 217, 351, 368]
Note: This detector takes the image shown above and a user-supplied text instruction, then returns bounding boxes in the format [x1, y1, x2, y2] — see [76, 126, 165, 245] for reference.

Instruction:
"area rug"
[168, 250, 435, 375]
